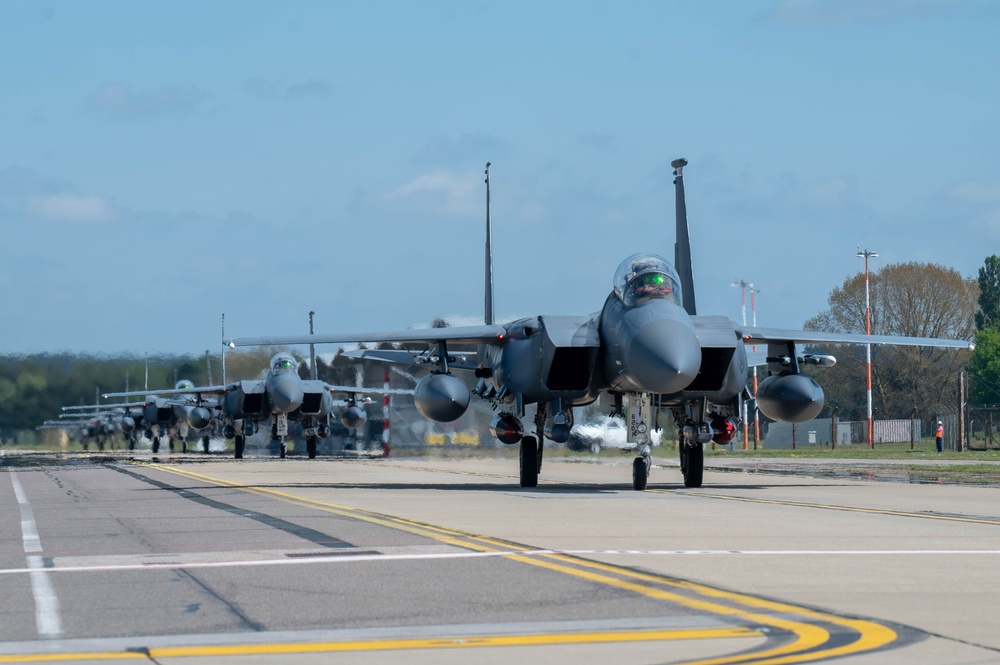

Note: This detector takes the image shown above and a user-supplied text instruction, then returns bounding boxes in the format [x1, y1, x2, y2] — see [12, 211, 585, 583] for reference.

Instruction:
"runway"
[2, 452, 999, 664]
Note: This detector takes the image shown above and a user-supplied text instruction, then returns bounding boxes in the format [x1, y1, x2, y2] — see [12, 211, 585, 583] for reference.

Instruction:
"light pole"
[732, 279, 759, 450]
[856, 248, 878, 448]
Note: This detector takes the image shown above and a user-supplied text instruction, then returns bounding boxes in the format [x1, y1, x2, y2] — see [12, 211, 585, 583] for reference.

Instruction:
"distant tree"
[0, 353, 205, 438]
[804, 262, 977, 425]
[968, 328, 1000, 406]
[976, 255, 1000, 332]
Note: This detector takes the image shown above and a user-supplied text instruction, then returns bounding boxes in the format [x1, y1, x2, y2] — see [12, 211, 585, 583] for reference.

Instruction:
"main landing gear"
[519, 435, 540, 487]
[680, 442, 704, 488]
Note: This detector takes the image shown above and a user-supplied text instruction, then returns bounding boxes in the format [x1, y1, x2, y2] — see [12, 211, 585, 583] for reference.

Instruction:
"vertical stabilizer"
[484, 162, 495, 325]
[672, 158, 697, 316]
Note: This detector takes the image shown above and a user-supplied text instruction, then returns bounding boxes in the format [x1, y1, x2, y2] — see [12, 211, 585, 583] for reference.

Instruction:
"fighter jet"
[55, 404, 142, 449]
[229, 160, 974, 490]
[103, 380, 219, 453]
[105, 352, 411, 459]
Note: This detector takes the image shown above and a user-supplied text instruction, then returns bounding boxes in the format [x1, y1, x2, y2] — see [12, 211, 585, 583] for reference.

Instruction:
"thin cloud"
[411, 134, 510, 166]
[576, 132, 618, 153]
[760, 0, 966, 25]
[950, 180, 1000, 204]
[86, 83, 208, 119]
[244, 77, 335, 100]
[28, 194, 115, 221]
[391, 170, 480, 218]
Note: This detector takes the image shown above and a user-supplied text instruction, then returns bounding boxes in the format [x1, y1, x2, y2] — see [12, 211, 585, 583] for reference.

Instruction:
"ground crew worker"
[935, 420, 944, 453]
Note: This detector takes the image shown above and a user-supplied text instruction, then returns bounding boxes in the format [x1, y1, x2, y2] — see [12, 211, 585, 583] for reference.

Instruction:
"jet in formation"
[229, 160, 974, 490]
[102, 380, 220, 453]
[50, 402, 145, 449]
[105, 352, 410, 458]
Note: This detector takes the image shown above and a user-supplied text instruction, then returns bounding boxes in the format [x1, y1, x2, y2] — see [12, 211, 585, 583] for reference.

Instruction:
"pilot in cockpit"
[613, 254, 682, 307]
[629, 272, 673, 304]
[271, 354, 297, 374]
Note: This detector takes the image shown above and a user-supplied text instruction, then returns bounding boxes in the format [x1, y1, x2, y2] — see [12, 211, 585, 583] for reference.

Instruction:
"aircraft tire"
[234, 435, 245, 459]
[152, 437, 160, 454]
[632, 457, 648, 491]
[519, 436, 538, 488]
[202, 436, 210, 453]
[682, 444, 704, 488]
[307, 436, 317, 459]
[128, 438, 136, 451]
[279, 440, 286, 459]
[182, 439, 187, 453]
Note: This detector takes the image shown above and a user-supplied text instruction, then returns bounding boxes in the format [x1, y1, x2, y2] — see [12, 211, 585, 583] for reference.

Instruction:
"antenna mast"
[221, 313, 227, 385]
[484, 162, 494, 325]
[309, 310, 317, 380]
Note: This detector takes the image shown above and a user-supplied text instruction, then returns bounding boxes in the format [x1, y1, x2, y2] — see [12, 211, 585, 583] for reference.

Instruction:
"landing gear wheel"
[519, 436, 538, 488]
[152, 437, 160, 454]
[279, 440, 287, 459]
[202, 436, 210, 453]
[307, 436, 317, 459]
[234, 435, 245, 459]
[681, 443, 704, 488]
[632, 456, 648, 491]
[181, 439, 188, 453]
[128, 437, 136, 451]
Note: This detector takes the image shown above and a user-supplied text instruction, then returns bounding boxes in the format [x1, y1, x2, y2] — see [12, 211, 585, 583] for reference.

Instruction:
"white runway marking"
[9, 472, 63, 637]
[0, 548, 998, 577]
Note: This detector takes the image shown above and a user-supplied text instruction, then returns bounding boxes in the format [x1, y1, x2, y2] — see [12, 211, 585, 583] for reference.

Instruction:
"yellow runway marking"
[0, 627, 759, 663]
[130, 462, 901, 664]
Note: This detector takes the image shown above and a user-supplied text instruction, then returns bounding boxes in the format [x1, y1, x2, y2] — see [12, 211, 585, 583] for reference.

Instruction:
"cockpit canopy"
[270, 353, 298, 375]
[613, 254, 682, 307]
[175, 380, 194, 390]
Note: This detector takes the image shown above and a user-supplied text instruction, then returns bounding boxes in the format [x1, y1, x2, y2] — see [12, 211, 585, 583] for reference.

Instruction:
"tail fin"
[484, 162, 495, 325]
[672, 158, 697, 316]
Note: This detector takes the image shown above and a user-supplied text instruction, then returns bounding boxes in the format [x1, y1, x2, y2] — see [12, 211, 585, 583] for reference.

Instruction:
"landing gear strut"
[234, 434, 245, 459]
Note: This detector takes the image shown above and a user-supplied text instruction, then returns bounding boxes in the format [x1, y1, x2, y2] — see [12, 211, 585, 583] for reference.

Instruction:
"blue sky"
[2, 0, 998, 356]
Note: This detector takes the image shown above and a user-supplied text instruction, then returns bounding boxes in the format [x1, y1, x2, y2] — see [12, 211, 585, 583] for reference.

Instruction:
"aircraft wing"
[340, 348, 478, 369]
[739, 326, 975, 349]
[62, 401, 146, 411]
[228, 324, 509, 348]
[326, 384, 415, 396]
[102, 385, 231, 399]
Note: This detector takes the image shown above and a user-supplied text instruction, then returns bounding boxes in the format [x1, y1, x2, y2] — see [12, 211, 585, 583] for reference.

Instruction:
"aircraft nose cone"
[271, 375, 304, 413]
[188, 407, 212, 430]
[626, 317, 701, 394]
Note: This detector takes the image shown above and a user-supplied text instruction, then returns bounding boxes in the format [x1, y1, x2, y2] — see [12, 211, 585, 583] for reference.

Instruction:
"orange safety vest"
[936, 424, 944, 438]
